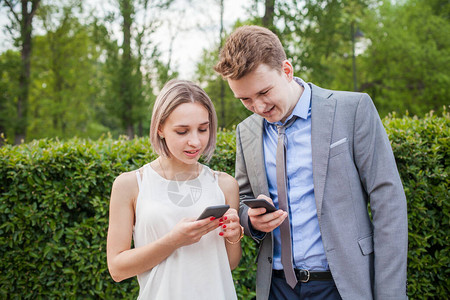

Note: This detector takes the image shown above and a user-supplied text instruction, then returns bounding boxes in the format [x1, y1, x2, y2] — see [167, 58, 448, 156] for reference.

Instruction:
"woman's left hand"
[218, 208, 242, 243]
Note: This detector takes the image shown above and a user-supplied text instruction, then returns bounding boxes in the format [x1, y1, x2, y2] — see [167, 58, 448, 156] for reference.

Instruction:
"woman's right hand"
[166, 217, 221, 248]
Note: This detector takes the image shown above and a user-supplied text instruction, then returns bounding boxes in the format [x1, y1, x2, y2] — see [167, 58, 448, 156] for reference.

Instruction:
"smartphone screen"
[197, 204, 230, 220]
[242, 198, 277, 214]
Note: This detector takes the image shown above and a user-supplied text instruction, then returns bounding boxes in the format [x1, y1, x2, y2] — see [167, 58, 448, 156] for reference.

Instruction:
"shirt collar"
[269, 77, 311, 127]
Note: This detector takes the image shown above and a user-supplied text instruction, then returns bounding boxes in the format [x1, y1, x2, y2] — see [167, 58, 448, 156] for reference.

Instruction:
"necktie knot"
[276, 116, 297, 136]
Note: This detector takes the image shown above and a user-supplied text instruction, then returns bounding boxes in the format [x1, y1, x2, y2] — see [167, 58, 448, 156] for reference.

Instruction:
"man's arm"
[353, 94, 408, 299]
[235, 123, 287, 240]
[235, 123, 260, 238]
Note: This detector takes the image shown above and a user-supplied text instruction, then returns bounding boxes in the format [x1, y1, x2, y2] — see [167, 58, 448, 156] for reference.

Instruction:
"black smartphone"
[197, 204, 230, 220]
[242, 198, 278, 214]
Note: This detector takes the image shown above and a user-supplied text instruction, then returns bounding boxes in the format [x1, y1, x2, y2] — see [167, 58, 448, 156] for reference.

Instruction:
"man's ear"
[282, 60, 294, 80]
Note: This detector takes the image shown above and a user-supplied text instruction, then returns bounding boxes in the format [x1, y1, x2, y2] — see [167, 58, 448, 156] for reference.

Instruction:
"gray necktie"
[276, 116, 297, 289]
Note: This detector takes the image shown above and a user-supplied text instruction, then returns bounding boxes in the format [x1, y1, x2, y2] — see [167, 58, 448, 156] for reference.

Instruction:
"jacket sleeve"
[235, 123, 266, 242]
[353, 94, 408, 299]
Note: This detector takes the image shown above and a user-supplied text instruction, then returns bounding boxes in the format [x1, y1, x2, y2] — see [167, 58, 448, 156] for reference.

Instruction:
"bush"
[0, 132, 257, 299]
[384, 110, 449, 298]
[0, 111, 448, 299]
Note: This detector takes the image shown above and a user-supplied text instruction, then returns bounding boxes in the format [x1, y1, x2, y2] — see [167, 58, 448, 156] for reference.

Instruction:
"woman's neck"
[156, 157, 200, 181]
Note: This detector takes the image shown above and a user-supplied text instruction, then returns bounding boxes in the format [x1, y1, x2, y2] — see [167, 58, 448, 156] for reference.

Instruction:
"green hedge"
[0, 112, 448, 299]
[384, 111, 449, 298]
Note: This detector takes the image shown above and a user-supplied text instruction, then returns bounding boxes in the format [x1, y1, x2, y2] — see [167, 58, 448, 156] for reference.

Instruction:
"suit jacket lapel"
[310, 84, 335, 223]
[241, 114, 270, 197]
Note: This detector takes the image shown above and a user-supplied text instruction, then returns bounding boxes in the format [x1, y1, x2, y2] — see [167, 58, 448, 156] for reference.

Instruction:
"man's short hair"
[214, 25, 287, 80]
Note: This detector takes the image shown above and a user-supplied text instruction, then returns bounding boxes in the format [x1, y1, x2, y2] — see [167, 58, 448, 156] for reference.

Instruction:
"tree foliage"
[0, 50, 21, 145]
[0, 0, 178, 143]
[196, 48, 252, 129]
[26, 2, 110, 140]
[359, 0, 450, 116]
[102, 0, 175, 139]
[232, 0, 448, 120]
[0, 0, 448, 140]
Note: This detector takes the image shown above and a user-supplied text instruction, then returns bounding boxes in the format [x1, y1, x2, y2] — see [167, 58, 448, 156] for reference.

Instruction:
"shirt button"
[268, 257, 272, 263]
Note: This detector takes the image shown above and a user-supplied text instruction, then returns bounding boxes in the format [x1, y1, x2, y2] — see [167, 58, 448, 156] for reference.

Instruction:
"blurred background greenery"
[0, 0, 448, 146]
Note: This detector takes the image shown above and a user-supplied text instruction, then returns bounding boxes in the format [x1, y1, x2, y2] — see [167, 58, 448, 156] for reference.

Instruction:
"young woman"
[107, 80, 242, 299]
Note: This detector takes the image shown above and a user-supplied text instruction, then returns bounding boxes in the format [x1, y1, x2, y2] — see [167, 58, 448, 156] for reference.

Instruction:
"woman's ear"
[157, 126, 164, 139]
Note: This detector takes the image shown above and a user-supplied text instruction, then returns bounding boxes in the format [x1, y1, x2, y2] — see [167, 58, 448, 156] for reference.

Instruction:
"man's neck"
[280, 79, 304, 123]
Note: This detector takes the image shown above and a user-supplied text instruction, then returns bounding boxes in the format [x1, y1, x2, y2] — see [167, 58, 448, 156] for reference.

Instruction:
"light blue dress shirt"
[263, 77, 329, 271]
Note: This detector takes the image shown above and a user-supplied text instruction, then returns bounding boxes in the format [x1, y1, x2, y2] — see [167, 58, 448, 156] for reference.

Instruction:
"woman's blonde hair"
[150, 79, 217, 162]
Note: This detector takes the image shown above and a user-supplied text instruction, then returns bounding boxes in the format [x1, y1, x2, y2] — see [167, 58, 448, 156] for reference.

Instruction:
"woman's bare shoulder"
[216, 171, 239, 207]
[110, 169, 141, 204]
[217, 171, 238, 187]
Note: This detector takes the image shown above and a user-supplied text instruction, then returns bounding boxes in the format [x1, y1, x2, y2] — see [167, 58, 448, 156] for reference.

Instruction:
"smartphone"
[197, 204, 230, 220]
[242, 198, 278, 214]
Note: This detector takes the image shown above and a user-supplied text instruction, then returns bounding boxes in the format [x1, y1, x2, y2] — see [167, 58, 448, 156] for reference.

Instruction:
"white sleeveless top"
[133, 163, 237, 300]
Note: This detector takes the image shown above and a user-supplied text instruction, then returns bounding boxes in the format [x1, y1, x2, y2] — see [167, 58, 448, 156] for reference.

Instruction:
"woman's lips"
[184, 150, 200, 157]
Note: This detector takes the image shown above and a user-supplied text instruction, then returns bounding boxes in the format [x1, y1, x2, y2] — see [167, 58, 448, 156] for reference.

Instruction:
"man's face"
[227, 62, 296, 123]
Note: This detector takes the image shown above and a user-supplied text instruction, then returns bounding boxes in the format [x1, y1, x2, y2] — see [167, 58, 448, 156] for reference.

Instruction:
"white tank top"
[133, 163, 237, 299]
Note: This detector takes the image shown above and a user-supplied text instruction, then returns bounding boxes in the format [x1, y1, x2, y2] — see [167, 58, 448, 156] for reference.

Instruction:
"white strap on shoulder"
[135, 170, 142, 190]
[213, 170, 220, 181]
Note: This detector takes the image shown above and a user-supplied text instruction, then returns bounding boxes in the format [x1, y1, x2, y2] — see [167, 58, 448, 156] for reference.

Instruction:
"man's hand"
[248, 195, 288, 233]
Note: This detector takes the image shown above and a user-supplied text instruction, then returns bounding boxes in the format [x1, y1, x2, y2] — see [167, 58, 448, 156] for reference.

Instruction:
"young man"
[214, 25, 408, 300]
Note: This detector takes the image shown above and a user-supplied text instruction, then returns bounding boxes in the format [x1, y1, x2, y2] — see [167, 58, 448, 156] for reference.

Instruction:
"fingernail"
[219, 222, 223, 226]
[222, 225, 227, 228]
[210, 217, 216, 221]
[219, 232, 224, 236]
[219, 218, 223, 222]
[224, 216, 228, 220]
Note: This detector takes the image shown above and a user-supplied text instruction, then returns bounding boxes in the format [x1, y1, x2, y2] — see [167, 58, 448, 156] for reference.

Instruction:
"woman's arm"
[218, 172, 242, 270]
[106, 170, 221, 282]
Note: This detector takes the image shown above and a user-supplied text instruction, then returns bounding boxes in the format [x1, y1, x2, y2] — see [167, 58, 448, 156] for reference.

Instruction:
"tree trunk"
[126, 123, 134, 139]
[219, 0, 225, 128]
[120, 0, 134, 138]
[262, 0, 275, 30]
[138, 121, 143, 137]
[0, 125, 5, 147]
[13, 0, 40, 144]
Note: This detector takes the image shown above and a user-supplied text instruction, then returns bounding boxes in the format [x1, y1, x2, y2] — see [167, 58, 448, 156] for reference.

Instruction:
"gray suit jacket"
[236, 84, 408, 300]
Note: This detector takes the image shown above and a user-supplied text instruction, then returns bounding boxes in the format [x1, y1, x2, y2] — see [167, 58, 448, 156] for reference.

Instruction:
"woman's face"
[158, 102, 210, 165]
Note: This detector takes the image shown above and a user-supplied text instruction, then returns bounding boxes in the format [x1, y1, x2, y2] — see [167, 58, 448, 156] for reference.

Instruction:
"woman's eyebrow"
[173, 121, 210, 127]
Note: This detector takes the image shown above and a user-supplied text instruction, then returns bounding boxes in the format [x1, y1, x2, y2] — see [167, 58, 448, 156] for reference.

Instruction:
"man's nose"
[253, 98, 266, 114]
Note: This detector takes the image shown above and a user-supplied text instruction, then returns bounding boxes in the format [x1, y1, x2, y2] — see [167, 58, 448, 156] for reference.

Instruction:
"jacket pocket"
[358, 234, 374, 255]
[330, 137, 347, 149]
[329, 138, 348, 158]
